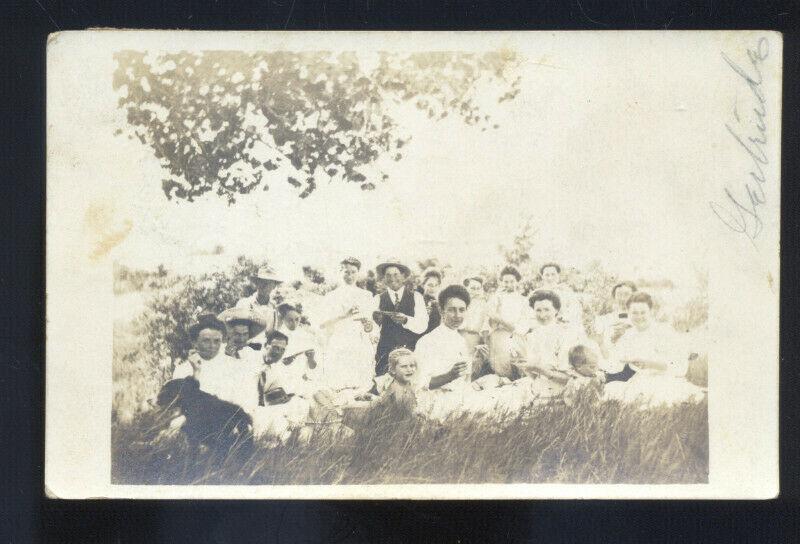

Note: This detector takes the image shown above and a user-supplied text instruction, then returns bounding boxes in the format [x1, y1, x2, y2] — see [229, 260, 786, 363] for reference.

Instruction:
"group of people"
[164, 258, 706, 442]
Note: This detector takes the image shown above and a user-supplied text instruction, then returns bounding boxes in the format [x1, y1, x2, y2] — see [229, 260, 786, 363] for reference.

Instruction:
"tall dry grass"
[112, 390, 708, 485]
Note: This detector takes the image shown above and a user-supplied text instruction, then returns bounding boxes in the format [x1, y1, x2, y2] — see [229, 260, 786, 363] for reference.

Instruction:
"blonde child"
[355, 347, 419, 411]
[561, 344, 606, 406]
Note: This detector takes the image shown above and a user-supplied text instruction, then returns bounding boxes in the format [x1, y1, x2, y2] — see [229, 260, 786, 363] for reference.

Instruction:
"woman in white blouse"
[483, 265, 531, 378]
[459, 276, 490, 377]
[605, 292, 705, 407]
[594, 280, 637, 359]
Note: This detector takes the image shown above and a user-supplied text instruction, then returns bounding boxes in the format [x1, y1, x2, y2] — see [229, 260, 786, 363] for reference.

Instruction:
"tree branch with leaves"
[113, 49, 521, 203]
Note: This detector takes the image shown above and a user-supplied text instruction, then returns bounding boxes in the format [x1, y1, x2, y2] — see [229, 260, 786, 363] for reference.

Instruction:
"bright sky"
[57, 34, 721, 289]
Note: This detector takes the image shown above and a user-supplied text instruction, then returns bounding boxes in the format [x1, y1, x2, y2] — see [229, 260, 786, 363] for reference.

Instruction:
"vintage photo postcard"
[45, 31, 780, 499]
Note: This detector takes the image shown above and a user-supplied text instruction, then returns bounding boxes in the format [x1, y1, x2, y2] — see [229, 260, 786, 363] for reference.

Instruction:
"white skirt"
[604, 375, 706, 408]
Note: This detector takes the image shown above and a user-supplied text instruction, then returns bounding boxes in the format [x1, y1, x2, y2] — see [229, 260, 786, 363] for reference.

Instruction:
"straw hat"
[251, 266, 283, 283]
[216, 307, 267, 338]
[375, 259, 411, 277]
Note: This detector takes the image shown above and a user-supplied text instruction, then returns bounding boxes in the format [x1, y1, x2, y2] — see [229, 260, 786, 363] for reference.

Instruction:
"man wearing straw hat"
[371, 259, 428, 376]
[235, 265, 283, 334]
[217, 306, 267, 377]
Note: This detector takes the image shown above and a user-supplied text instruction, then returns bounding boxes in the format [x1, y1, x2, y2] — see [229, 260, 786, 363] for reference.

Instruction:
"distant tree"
[500, 218, 536, 267]
[113, 50, 521, 203]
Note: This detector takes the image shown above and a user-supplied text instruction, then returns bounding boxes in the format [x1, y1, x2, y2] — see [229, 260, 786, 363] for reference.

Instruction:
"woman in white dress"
[459, 276, 490, 377]
[317, 257, 377, 391]
[514, 290, 588, 398]
[275, 303, 321, 397]
[483, 265, 531, 378]
[533, 262, 583, 327]
[594, 280, 637, 360]
[604, 292, 705, 407]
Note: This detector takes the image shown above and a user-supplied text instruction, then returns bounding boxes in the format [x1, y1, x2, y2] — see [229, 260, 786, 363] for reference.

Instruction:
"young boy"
[356, 347, 419, 411]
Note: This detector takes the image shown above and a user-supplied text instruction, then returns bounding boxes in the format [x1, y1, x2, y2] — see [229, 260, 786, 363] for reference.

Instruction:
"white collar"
[387, 286, 405, 299]
[436, 323, 461, 337]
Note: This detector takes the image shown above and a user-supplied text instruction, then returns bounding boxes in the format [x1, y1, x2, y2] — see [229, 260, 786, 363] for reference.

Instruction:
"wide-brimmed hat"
[251, 266, 283, 283]
[188, 314, 227, 341]
[376, 259, 410, 278]
[216, 307, 267, 338]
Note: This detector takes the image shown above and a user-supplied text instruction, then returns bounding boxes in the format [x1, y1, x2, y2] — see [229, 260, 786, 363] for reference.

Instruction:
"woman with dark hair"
[172, 314, 228, 380]
[512, 290, 588, 396]
[604, 292, 704, 407]
[533, 262, 583, 327]
[414, 284, 488, 391]
[594, 280, 637, 353]
[419, 268, 443, 335]
[483, 265, 531, 378]
[268, 303, 325, 404]
[172, 314, 259, 412]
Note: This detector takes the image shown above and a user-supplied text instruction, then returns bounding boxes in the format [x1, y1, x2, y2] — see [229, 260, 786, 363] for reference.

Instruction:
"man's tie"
[394, 291, 400, 306]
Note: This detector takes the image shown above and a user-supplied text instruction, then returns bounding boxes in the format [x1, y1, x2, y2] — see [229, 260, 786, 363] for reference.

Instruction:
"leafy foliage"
[113, 50, 521, 202]
[116, 256, 260, 415]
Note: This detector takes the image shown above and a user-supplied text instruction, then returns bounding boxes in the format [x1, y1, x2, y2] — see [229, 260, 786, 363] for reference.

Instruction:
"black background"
[2, 1, 798, 542]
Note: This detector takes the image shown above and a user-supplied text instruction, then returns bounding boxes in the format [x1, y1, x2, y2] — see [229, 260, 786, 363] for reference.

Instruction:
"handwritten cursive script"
[710, 37, 770, 243]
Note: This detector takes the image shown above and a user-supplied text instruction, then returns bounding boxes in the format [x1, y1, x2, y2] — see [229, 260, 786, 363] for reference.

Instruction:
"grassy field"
[112, 388, 708, 485]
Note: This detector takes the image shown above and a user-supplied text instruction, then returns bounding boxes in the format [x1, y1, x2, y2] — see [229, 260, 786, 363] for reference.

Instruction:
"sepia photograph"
[45, 31, 780, 498]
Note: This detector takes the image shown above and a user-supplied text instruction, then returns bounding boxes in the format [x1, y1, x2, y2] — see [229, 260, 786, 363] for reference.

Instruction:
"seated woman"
[483, 265, 531, 378]
[275, 303, 320, 396]
[172, 314, 259, 414]
[414, 284, 487, 392]
[594, 280, 637, 362]
[172, 314, 228, 380]
[512, 290, 588, 398]
[418, 268, 443, 335]
[603, 292, 705, 407]
[533, 262, 583, 327]
[459, 275, 490, 377]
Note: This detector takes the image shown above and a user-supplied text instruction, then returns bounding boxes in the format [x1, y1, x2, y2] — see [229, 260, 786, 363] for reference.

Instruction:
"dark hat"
[376, 259, 411, 278]
[188, 314, 227, 341]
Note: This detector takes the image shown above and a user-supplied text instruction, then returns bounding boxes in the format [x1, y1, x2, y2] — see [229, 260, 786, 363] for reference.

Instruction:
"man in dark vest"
[371, 259, 429, 376]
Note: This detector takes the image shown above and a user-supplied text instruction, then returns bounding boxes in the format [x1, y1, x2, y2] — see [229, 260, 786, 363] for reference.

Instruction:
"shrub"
[113, 256, 260, 423]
